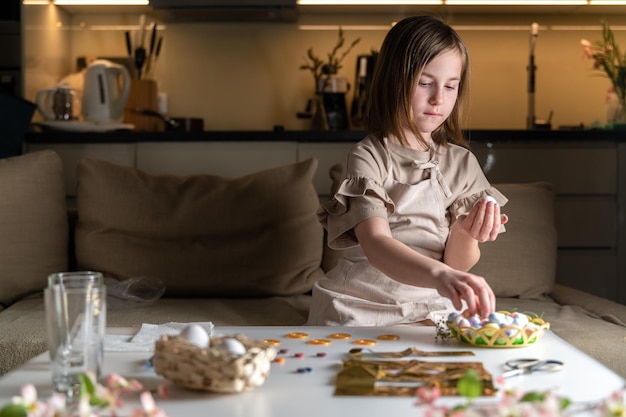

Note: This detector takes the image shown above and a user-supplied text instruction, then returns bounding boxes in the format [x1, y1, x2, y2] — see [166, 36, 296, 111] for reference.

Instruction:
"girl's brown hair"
[365, 15, 470, 149]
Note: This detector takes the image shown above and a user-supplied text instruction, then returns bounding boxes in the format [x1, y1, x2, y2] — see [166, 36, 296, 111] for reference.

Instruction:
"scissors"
[502, 358, 564, 378]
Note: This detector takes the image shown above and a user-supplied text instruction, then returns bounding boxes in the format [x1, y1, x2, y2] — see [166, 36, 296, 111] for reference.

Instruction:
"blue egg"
[469, 316, 482, 327]
[447, 312, 460, 322]
[488, 312, 506, 324]
[505, 328, 519, 338]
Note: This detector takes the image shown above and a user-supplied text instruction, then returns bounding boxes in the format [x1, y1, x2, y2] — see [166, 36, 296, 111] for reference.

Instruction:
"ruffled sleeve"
[317, 176, 395, 249]
[449, 185, 509, 232]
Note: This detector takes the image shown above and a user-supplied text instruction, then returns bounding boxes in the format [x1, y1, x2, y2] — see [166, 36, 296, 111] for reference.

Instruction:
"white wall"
[22, 5, 626, 130]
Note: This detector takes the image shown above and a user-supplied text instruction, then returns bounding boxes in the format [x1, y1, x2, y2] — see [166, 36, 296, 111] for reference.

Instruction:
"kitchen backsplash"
[22, 5, 626, 131]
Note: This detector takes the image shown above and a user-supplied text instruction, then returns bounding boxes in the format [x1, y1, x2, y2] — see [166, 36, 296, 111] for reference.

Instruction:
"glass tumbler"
[45, 271, 106, 399]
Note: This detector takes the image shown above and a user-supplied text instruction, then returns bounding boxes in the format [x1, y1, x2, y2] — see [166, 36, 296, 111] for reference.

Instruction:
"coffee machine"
[351, 52, 378, 128]
[318, 75, 350, 131]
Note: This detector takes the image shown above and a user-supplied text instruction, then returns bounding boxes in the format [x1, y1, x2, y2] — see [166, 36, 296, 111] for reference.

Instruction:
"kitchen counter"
[23, 128, 626, 144]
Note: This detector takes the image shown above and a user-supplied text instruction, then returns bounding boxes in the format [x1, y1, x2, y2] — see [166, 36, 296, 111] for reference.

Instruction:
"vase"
[310, 93, 328, 131]
[606, 89, 626, 125]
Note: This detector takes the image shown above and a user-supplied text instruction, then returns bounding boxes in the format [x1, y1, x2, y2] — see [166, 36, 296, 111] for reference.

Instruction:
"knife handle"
[125, 31, 132, 57]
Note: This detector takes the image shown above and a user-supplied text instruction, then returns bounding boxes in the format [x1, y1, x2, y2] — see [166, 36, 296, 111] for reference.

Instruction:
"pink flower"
[78, 394, 99, 417]
[415, 386, 441, 405]
[156, 382, 169, 399]
[581, 39, 594, 59]
[9, 384, 50, 417]
[599, 388, 626, 417]
[106, 373, 143, 393]
[129, 392, 169, 417]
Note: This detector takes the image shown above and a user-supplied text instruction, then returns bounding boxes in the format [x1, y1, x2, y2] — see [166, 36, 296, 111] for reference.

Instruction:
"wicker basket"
[446, 315, 550, 348]
[153, 333, 277, 393]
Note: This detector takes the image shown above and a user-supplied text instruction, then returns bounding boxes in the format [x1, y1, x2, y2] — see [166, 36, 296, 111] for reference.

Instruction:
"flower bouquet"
[581, 20, 626, 124]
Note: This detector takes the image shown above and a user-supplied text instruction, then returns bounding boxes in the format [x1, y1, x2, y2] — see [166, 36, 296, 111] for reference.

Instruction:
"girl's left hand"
[457, 198, 508, 242]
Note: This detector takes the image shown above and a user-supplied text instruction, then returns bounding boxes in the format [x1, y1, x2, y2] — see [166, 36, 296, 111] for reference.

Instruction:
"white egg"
[473, 195, 497, 207]
[212, 337, 247, 357]
[179, 324, 210, 349]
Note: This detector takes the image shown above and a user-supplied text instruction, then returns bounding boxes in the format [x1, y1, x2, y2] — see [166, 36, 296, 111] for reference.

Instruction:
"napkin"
[105, 322, 214, 352]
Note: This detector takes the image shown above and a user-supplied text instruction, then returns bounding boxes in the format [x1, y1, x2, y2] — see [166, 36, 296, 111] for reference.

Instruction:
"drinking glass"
[45, 271, 106, 399]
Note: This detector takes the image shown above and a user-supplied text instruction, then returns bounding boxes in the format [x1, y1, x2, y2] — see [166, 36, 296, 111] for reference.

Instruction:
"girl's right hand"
[435, 268, 495, 318]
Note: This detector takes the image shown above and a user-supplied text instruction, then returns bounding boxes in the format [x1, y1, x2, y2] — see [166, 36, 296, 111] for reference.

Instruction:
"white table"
[0, 326, 624, 416]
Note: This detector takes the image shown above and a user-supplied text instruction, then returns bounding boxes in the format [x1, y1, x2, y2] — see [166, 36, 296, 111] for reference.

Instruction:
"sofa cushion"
[0, 150, 68, 308]
[470, 182, 557, 299]
[75, 157, 324, 297]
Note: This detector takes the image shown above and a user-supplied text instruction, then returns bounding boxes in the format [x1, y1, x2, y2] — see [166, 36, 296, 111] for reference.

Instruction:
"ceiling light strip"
[299, 23, 626, 31]
[52, 0, 149, 5]
[445, 1, 587, 4]
[588, 0, 626, 4]
[32, 0, 626, 5]
[298, 0, 625, 4]
[297, 1, 442, 5]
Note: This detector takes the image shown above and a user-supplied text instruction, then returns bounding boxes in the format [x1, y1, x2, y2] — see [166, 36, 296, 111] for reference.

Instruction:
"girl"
[307, 16, 508, 326]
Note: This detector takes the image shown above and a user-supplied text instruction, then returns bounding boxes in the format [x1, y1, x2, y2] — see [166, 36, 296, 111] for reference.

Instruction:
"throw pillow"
[470, 182, 557, 299]
[0, 150, 68, 307]
[75, 157, 324, 297]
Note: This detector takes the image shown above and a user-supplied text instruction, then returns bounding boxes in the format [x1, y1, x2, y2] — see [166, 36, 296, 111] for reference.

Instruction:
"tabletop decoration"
[580, 20, 626, 124]
[0, 373, 169, 417]
[152, 333, 276, 393]
[446, 311, 550, 348]
[334, 358, 496, 397]
[415, 370, 626, 416]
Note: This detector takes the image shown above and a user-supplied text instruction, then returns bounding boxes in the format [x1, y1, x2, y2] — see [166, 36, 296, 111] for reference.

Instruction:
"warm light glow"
[297, 0, 626, 4]
[445, 0, 587, 4]
[52, 0, 148, 5]
[26, 0, 626, 6]
[299, 23, 626, 31]
[589, 0, 626, 4]
[299, 24, 393, 30]
[298, 1, 442, 4]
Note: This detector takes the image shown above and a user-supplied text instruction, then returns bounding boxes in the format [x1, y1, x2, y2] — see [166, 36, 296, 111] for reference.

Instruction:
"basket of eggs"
[153, 324, 277, 393]
[446, 311, 550, 348]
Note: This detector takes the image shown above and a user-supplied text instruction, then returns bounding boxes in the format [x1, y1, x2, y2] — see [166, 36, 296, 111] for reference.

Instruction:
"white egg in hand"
[179, 324, 210, 349]
[473, 195, 497, 207]
[212, 337, 247, 357]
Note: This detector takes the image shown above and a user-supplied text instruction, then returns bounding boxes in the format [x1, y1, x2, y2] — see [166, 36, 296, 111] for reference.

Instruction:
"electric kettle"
[35, 84, 77, 121]
[82, 59, 131, 123]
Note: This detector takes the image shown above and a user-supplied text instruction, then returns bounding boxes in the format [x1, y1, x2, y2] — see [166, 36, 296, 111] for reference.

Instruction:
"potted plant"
[299, 27, 361, 130]
[300, 27, 361, 94]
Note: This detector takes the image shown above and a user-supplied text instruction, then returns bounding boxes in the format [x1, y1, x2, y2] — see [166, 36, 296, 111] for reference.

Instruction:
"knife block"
[123, 79, 164, 132]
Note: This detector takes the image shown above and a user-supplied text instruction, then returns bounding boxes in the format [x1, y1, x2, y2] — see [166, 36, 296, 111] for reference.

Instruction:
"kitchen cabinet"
[22, 133, 626, 305]
[298, 142, 354, 198]
[136, 141, 298, 177]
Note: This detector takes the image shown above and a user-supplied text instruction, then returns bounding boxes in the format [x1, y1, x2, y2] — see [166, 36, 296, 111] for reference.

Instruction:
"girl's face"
[410, 48, 463, 139]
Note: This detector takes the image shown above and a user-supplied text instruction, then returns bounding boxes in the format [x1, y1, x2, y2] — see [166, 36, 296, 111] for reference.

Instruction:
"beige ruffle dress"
[306, 135, 507, 326]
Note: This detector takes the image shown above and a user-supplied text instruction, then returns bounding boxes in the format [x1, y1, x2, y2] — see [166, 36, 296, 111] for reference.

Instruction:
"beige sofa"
[0, 150, 625, 379]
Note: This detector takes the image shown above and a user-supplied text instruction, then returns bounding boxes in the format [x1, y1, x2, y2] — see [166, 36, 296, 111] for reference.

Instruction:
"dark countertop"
[23, 128, 626, 144]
